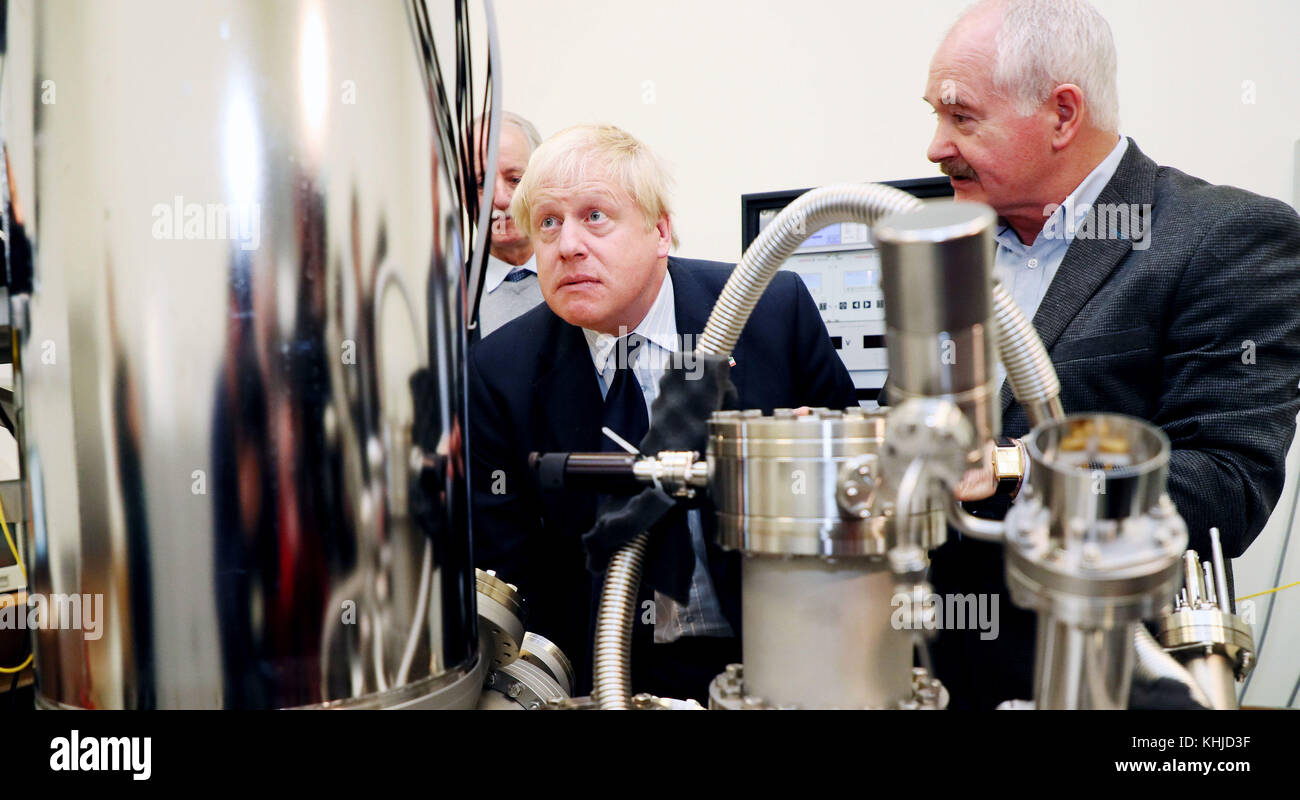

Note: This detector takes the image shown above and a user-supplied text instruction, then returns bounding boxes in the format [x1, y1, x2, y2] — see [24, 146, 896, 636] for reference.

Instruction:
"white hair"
[502, 111, 542, 154]
[963, 0, 1120, 132]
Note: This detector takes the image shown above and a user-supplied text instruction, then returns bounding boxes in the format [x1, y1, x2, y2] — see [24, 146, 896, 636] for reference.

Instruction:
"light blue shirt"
[993, 136, 1128, 393]
[582, 271, 735, 643]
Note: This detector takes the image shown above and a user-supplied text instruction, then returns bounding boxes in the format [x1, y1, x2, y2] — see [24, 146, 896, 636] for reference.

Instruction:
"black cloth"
[582, 352, 738, 604]
[885, 138, 1300, 709]
[469, 257, 858, 695]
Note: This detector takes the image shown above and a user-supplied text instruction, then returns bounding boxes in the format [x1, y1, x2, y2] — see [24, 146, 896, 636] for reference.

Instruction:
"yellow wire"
[1237, 579, 1300, 603]
[0, 491, 33, 674]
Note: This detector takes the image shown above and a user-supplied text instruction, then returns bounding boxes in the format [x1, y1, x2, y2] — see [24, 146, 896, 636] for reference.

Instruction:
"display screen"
[798, 272, 822, 291]
[844, 269, 875, 288]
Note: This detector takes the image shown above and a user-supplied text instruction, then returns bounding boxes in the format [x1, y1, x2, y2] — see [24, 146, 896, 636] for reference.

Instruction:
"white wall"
[494, 0, 1300, 262]
[493, 0, 1300, 707]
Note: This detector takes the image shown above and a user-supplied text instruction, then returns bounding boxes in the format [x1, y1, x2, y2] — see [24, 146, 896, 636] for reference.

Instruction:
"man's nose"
[557, 216, 586, 260]
[927, 124, 957, 164]
[493, 175, 512, 210]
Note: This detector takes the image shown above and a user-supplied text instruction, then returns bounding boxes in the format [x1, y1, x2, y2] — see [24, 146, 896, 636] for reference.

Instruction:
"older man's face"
[528, 171, 670, 335]
[478, 125, 531, 253]
[924, 13, 1056, 225]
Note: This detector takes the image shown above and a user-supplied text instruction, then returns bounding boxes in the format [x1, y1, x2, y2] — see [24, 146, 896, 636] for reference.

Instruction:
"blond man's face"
[527, 171, 670, 335]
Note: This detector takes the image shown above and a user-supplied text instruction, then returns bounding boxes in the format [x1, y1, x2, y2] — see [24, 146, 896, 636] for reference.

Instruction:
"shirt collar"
[582, 270, 679, 373]
[996, 135, 1129, 251]
[484, 253, 537, 293]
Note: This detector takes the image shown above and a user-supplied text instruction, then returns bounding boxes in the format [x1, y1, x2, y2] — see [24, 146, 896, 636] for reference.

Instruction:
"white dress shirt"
[581, 271, 735, 642]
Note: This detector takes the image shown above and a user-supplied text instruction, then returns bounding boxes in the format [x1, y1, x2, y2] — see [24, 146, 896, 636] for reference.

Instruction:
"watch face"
[993, 445, 1022, 481]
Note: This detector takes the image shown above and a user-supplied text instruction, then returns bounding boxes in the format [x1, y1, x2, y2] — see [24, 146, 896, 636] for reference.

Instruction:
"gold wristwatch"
[993, 441, 1025, 499]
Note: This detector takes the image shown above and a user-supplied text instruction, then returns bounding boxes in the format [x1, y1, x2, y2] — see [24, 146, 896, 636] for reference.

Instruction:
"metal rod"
[1209, 527, 1232, 614]
[1183, 551, 1203, 606]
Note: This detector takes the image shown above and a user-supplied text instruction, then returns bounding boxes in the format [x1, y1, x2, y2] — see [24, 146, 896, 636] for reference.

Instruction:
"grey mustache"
[940, 162, 976, 180]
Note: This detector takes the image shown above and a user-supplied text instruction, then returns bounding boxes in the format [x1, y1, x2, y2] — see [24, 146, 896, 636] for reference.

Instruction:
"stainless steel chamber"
[707, 407, 942, 708]
[1004, 413, 1187, 709]
[3, 0, 479, 708]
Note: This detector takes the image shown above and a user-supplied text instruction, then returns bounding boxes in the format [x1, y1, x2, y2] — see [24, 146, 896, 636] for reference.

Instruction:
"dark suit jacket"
[469, 256, 859, 694]
[921, 138, 1300, 708]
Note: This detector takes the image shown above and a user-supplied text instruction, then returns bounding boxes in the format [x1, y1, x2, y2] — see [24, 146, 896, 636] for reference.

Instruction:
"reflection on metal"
[874, 202, 1001, 446]
[708, 407, 941, 709]
[5, 0, 477, 708]
[709, 407, 944, 556]
[1005, 414, 1188, 709]
[1157, 529, 1256, 709]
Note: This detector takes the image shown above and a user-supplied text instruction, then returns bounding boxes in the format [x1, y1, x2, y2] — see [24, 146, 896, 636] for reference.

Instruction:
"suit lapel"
[535, 314, 605, 452]
[1001, 138, 1158, 413]
[669, 258, 745, 401]
[668, 258, 711, 340]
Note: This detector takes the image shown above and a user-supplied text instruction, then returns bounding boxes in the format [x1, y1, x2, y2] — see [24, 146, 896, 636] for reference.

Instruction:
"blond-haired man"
[469, 124, 857, 700]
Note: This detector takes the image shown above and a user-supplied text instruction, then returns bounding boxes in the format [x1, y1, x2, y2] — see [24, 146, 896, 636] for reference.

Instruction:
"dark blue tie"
[504, 267, 533, 283]
[601, 334, 649, 453]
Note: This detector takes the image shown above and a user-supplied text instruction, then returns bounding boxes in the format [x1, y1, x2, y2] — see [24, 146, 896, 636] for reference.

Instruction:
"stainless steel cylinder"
[1033, 617, 1135, 710]
[1181, 653, 1240, 711]
[1005, 414, 1187, 709]
[740, 557, 912, 708]
[873, 202, 999, 446]
[4, 0, 478, 708]
[707, 407, 931, 708]
[708, 407, 943, 556]
[1026, 413, 1171, 535]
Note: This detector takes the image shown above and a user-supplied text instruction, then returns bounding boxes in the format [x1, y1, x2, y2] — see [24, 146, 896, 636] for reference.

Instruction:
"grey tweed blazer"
[995, 137, 1300, 560]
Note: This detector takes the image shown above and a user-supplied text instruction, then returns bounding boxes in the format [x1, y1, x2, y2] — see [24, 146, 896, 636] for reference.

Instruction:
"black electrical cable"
[406, 0, 494, 324]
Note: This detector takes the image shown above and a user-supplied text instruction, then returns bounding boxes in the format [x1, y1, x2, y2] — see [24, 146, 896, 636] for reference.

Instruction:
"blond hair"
[510, 124, 678, 248]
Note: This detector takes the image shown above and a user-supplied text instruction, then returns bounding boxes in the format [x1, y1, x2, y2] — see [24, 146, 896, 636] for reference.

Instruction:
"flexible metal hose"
[1133, 624, 1213, 709]
[591, 184, 924, 709]
[992, 281, 1065, 426]
[592, 532, 648, 710]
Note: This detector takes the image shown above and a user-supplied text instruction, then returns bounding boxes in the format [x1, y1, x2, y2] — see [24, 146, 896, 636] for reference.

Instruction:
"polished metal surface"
[477, 569, 525, 668]
[5, 0, 477, 708]
[707, 661, 947, 710]
[1032, 617, 1134, 710]
[708, 407, 943, 556]
[1157, 608, 1254, 674]
[1024, 413, 1171, 532]
[1156, 542, 1255, 709]
[874, 202, 1000, 445]
[1182, 653, 1240, 711]
[519, 631, 575, 696]
[741, 557, 913, 708]
[477, 656, 568, 711]
[1005, 413, 1186, 709]
[991, 281, 1065, 427]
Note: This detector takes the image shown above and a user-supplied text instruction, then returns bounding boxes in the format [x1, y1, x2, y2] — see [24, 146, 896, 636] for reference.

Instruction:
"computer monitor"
[741, 177, 955, 407]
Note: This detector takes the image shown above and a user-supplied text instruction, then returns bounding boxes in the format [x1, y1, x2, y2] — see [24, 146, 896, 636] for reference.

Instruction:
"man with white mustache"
[476, 112, 545, 338]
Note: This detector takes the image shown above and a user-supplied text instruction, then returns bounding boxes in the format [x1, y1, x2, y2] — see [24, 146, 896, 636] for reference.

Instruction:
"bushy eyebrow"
[923, 95, 978, 113]
[533, 190, 622, 215]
